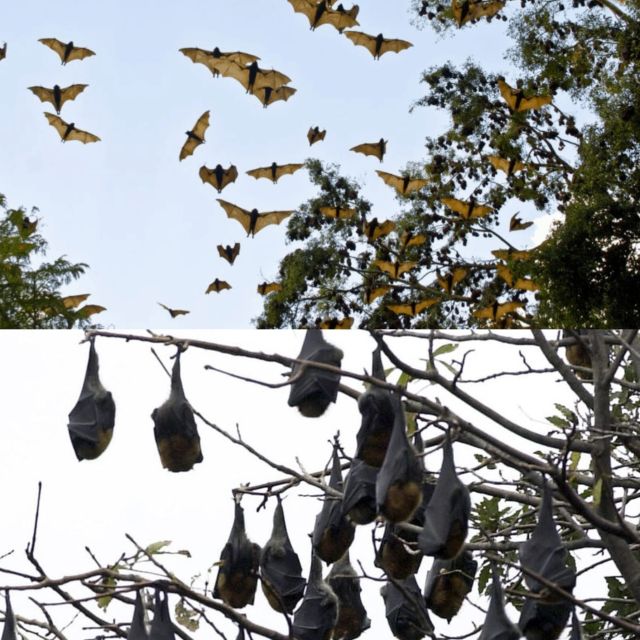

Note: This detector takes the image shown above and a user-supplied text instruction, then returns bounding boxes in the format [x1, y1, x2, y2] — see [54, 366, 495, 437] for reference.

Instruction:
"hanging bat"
[489, 155, 527, 176]
[491, 248, 532, 261]
[149, 590, 175, 640]
[127, 592, 148, 640]
[216, 199, 294, 237]
[217, 243, 240, 265]
[373, 259, 417, 279]
[362, 218, 395, 242]
[67, 340, 115, 461]
[473, 300, 525, 322]
[308, 126, 327, 145]
[205, 278, 231, 293]
[180, 111, 210, 161]
[563, 330, 591, 380]
[225, 60, 291, 94]
[496, 264, 539, 291]
[350, 138, 387, 162]
[387, 299, 439, 317]
[38, 38, 95, 64]
[375, 170, 427, 196]
[327, 552, 371, 640]
[341, 458, 378, 525]
[376, 521, 425, 580]
[0, 43, 6, 61]
[509, 213, 533, 231]
[452, 0, 505, 27]
[259, 500, 306, 613]
[246, 162, 305, 183]
[288, 330, 343, 417]
[157, 302, 189, 318]
[291, 550, 338, 640]
[151, 350, 203, 472]
[381, 576, 434, 640]
[253, 85, 297, 107]
[570, 610, 583, 640]
[214, 502, 261, 608]
[288, 0, 360, 32]
[28, 83, 88, 114]
[437, 267, 468, 294]
[343, 31, 413, 59]
[418, 436, 470, 558]
[363, 285, 391, 304]
[179, 47, 259, 77]
[478, 565, 522, 640]
[318, 317, 353, 329]
[199, 164, 238, 192]
[441, 197, 493, 219]
[399, 230, 427, 249]
[44, 112, 100, 143]
[498, 77, 552, 112]
[2, 590, 17, 640]
[319, 206, 356, 220]
[257, 281, 281, 295]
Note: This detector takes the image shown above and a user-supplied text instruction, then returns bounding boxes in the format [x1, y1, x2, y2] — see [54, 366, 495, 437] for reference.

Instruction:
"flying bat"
[151, 350, 203, 472]
[319, 206, 357, 220]
[478, 565, 521, 640]
[441, 197, 493, 219]
[498, 77, 552, 112]
[44, 112, 100, 143]
[205, 278, 231, 293]
[214, 502, 261, 609]
[0, 43, 6, 61]
[350, 138, 387, 162]
[216, 199, 294, 237]
[496, 264, 539, 291]
[437, 267, 468, 294]
[180, 111, 210, 161]
[28, 83, 88, 114]
[127, 592, 148, 640]
[362, 218, 395, 242]
[259, 500, 306, 613]
[563, 330, 591, 380]
[318, 317, 353, 329]
[381, 576, 434, 640]
[288, 329, 343, 418]
[509, 213, 533, 231]
[2, 587, 17, 640]
[217, 243, 240, 265]
[375, 170, 427, 196]
[343, 31, 413, 59]
[288, 0, 360, 32]
[199, 164, 238, 192]
[387, 299, 438, 317]
[157, 302, 189, 318]
[373, 259, 417, 279]
[257, 281, 282, 295]
[489, 155, 527, 176]
[363, 285, 391, 304]
[150, 590, 175, 640]
[253, 85, 297, 107]
[179, 47, 259, 77]
[452, 0, 505, 27]
[491, 248, 533, 261]
[38, 38, 95, 64]
[246, 162, 305, 183]
[473, 300, 525, 322]
[341, 458, 378, 525]
[308, 126, 327, 145]
[399, 230, 427, 249]
[225, 60, 291, 94]
[67, 340, 115, 461]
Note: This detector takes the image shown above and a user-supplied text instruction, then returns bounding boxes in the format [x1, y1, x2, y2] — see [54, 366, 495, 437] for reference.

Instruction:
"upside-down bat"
[225, 60, 291, 94]
[452, 0, 505, 27]
[363, 285, 391, 304]
[399, 230, 427, 249]
[157, 302, 190, 318]
[217, 243, 240, 265]
[308, 126, 327, 145]
[489, 155, 527, 176]
[387, 299, 439, 317]
[312, 447, 355, 563]
[509, 213, 533, 231]
[67, 340, 115, 461]
[350, 138, 387, 162]
[214, 502, 261, 609]
[320, 206, 357, 220]
[498, 77, 552, 112]
[28, 83, 88, 114]
[563, 330, 592, 380]
[253, 85, 297, 107]
[570, 610, 583, 640]
[341, 458, 378, 525]
[0, 43, 6, 61]
[205, 278, 231, 293]
[180, 111, 210, 161]
[179, 47, 259, 77]
[478, 565, 521, 640]
[362, 218, 395, 242]
[319, 317, 353, 329]
[288, 0, 360, 32]
[288, 330, 343, 417]
[327, 552, 371, 640]
[150, 590, 175, 640]
[247, 162, 305, 183]
[292, 550, 339, 640]
[473, 300, 525, 322]
[44, 112, 100, 143]
[257, 282, 282, 295]
[496, 264, 539, 291]
[216, 199, 294, 237]
[418, 437, 470, 559]
[38, 38, 95, 64]
[424, 550, 477, 620]
[151, 350, 203, 472]
[127, 592, 148, 640]
[441, 197, 493, 219]
[373, 259, 417, 279]
[260, 500, 306, 613]
[199, 164, 238, 192]
[343, 31, 413, 59]
[381, 576, 434, 640]
[375, 171, 427, 196]
[437, 267, 468, 294]
[2, 591, 16, 640]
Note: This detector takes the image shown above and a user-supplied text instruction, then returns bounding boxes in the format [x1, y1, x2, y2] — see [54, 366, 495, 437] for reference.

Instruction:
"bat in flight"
[441, 197, 493, 219]
[373, 259, 417, 279]
[319, 206, 356, 220]
[437, 267, 468, 294]
[158, 302, 189, 317]
[205, 278, 231, 293]
[0, 43, 7, 61]
[473, 300, 525, 322]
[308, 126, 326, 145]
[199, 164, 238, 192]
[350, 138, 387, 162]
[399, 230, 427, 249]
[491, 248, 532, 261]
[150, 590, 176, 640]
[387, 298, 438, 316]
[126, 592, 147, 640]
[452, 0, 505, 27]
[216, 199, 294, 237]
[225, 60, 291, 94]
[489, 154, 527, 176]
[509, 213, 533, 231]
[381, 576, 434, 640]
[44, 112, 100, 143]
[480, 566, 522, 640]
[362, 284, 391, 304]
[179, 47, 259, 77]
[253, 85, 297, 107]
[343, 31, 413, 59]
[288, 0, 360, 32]
[257, 282, 282, 295]
[246, 162, 305, 183]
[318, 317, 353, 329]
[217, 243, 240, 265]
[361, 217, 395, 242]
[498, 77, 552, 112]
[376, 170, 428, 196]
[39, 38, 95, 64]
[180, 111, 210, 161]
[29, 83, 88, 114]
[496, 264, 539, 291]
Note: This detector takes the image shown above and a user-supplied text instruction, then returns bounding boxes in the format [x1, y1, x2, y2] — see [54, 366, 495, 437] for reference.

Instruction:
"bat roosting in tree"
[253, 85, 297, 107]
[288, 0, 360, 32]
[350, 138, 387, 162]
[341, 458, 378, 525]
[246, 162, 305, 183]
[179, 47, 259, 77]
[381, 576, 434, 640]
[205, 278, 231, 293]
[217, 243, 240, 265]
[452, 0, 505, 27]
[216, 199, 294, 237]
[44, 112, 100, 143]
[180, 111, 210, 161]
[28, 83, 88, 114]
[150, 589, 175, 640]
[343, 31, 413, 59]
[157, 302, 189, 318]
[126, 592, 148, 640]
[3, 589, 17, 640]
[376, 170, 427, 195]
[498, 77, 552, 112]
[38, 37, 95, 64]
[308, 126, 326, 145]
[199, 164, 238, 192]
[478, 565, 521, 640]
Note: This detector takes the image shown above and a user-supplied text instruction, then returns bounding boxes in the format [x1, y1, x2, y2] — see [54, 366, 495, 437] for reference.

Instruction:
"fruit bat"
[473, 300, 525, 322]
[477, 565, 521, 640]
[38, 38, 95, 64]
[253, 85, 297, 107]
[373, 259, 417, 279]
[308, 126, 327, 145]
[424, 550, 477, 620]
[563, 330, 591, 380]
[363, 285, 391, 304]
[418, 437, 470, 558]
[319, 317, 353, 329]
[199, 164, 238, 192]
[127, 592, 148, 640]
[214, 502, 261, 609]
[288, 330, 343, 417]
[217, 243, 240, 265]
[157, 302, 190, 318]
[246, 162, 305, 183]
[67, 340, 115, 461]
[151, 351, 203, 472]
[498, 77, 552, 112]
[509, 213, 533, 231]
[375, 170, 428, 196]
[519, 599, 571, 640]
[28, 83, 88, 114]
[350, 138, 387, 162]
[2, 591, 16, 640]
[179, 47, 259, 77]
[312, 448, 355, 563]
[362, 218, 395, 242]
[341, 458, 378, 524]
[569, 610, 583, 640]
[327, 552, 371, 640]
[399, 231, 427, 249]
[441, 197, 493, 219]
[437, 267, 468, 294]
[288, 0, 360, 32]
[320, 206, 357, 220]
[44, 112, 100, 143]
[491, 248, 533, 261]
[259, 500, 306, 613]
[381, 576, 434, 640]
[343, 31, 413, 59]
[257, 281, 281, 295]
[180, 111, 210, 161]
[489, 155, 527, 176]
[150, 590, 175, 640]
[216, 199, 294, 237]
[387, 299, 439, 317]
[496, 265, 539, 291]
[0, 43, 6, 61]
[452, 0, 505, 27]
[292, 550, 338, 640]
[225, 60, 291, 94]
[205, 278, 231, 293]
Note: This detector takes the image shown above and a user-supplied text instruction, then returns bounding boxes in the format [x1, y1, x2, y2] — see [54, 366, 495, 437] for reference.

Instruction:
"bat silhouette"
[288, 0, 360, 32]
[150, 590, 175, 640]
[67, 340, 115, 461]
[399, 230, 427, 249]
[376, 170, 427, 196]
[489, 155, 527, 176]
[2, 591, 16, 640]
[319, 206, 357, 220]
[179, 47, 259, 77]
[151, 350, 203, 472]
[437, 267, 468, 294]
[44, 112, 100, 143]
[387, 299, 439, 317]
[205, 278, 231, 293]
[363, 285, 391, 304]
[0, 43, 6, 61]
[341, 458, 378, 525]
[441, 197, 493, 219]
[260, 500, 306, 613]
[491, 248, 533, 261]
[217, 243, 240, 265]
[157, 302, 189, 318]
[452, 0, 505, 27]
[216, 199, 294, 237]
[343, 31, 413, 59]
[478, 565, 521, 640]
[563, 330, 591, 380]
[473, 300, 525, 322]
[288, 330, 343, 417]
[362, 218, 395, 242]
[318, 317, 354, 329]
[498, 77, 552, 112]
[350, 138, 387, 162]
[257, 281, 282, 295]
[570, 610, 583, 640]
[373, 259, 417, 279]
[246, 162, 305, 183]
[253, 85, 297, 107]
[28, 83, 88, 114]
[214, 502, 261, 608]
[180, 111, 210, 161]
[199, 164, 238, 193]
[225, 60, 291, 94]
[509, 213, 533, 231]
[496, 264, 539, 291]
[127, 592, 148, 640]
[38, 38, 95, 64]
[308, 126, 327, 145]
[381, 576, 434, 640]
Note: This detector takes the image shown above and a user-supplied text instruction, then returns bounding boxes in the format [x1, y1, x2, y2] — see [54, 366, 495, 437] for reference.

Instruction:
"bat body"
[150, 590, 175, 640]
[226, 60, 291, 94]
[473, 300, 525, 322]
[151, 351, 203, 472]
[205, 278, 231, 293]
[381, 576, 434, 640]
[214, 503, 261, 609]
[253, 85, 297, 107]
[509, 213, 533, 231]
[399, 230, 427, 249]
[387, 299, 439, 316]
[563, 330, 592, 380]
[437, 267, 468, 294]
[179, 47, 259, 77]
[257, 281, 281, 295]
[180, 111, 210, 161]
[216, 199, 294, 237]
[288, 0, 360, 32]
[28, 83, 87, 114]
[363, 285, 390, 304]
[44, 112, 100, 143]
[496, 264, 539, 291]
[0, 43, 6, 61]
[39, 38, 95, 64]
[343, 31, 413, 59]
[492, 248, 532, 261]
[452, 0, 505, 26]
[441, 197, 493, 219]
[489, 155, 526, 176]
[350, 138, 387, 162]
[498, 78, 552, 112]
[127, 592, 148, 640]
[246, 162, 305, 183]
[67, 340, 115, 461]
[158, 302, 189, 318]
[478, 566, 521, 640]
[373, 259, 417, 279]
[2, 591, 16, 640]
[199, 164, 238, 192]
[308, 126, 327, 145]
[217, 243, 240, 265]
[320, 206, 356, 220]
[376, 170, 427, 195]
[318, 317, 353, 329]
[341, 458, 378, 524]
[362, 218, 395, 242]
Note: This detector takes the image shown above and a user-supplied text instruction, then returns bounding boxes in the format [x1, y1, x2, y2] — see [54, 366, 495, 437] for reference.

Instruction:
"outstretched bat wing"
[38, 37, 67, 61]
[317, 5, 360, 31]
[381, 576, 434, 639]
[66, 45, 96, 63]
[257, 282, 282, 295]
[376, 170, 427, 195]
[253, 85, 297, 106]
[158, 302, 190, 318]
[350, 141, 385, 161]
[379, 37, 413, 56]
[478, 566, 521, 640]
[28, 86, 55, 105]
[253, 210, 294, 234]
[66, 125, 100, 143]
[150, 590, 175, 640]
[343, 31, 377, 56]
[217, 199, 253, 235]
[217, 243, 240, 265]
[205, 279, 232, 293]
[252, 68, 292, 92]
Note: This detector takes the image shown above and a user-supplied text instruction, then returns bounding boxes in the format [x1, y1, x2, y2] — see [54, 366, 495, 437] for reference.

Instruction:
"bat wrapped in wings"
[478, 565, 521, 640]
[28, 83, 88, 114]
[44, 112, 100, 143]
[180, 111, 210, 161]
[452, 0, 505, 27]
[199, 164, 238, 192]
[2, 591, 17, 640]
[217, 243, 240, 265]
[341, 458, 378, 525]
[498, 77, 552, 112]
[126, 592, 148, 640]
[288, 0, 360, 32]
[376, 170, 428, 195]
[38, 37, 95, 64]
[216, 199, 294, 237]
[246, 162, 305, 183]
[343, 31, 413, 59]
[150, 589, 175, 640]
[350, 138, 387, 162]
[381, 576, 434, 640]
[179, 47, 259, 77]
[225, 60, 291, 94]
